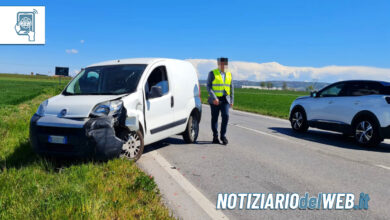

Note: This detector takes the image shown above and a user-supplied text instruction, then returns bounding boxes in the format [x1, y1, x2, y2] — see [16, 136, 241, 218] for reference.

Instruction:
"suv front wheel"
[353, 117, 382, 147]
[290, 108, 309, 132]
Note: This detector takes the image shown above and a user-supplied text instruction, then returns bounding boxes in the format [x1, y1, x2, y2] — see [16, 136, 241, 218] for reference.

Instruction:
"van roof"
[87, 58, 183, 67]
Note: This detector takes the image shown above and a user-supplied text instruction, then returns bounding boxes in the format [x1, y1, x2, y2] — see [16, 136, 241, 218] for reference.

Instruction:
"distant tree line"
[260, 81, 274, 89]
[282, 82, 287, 90]
[259, 81, 317, 91]
[260, 81, 289, 90]
[306, 85, 314, 92]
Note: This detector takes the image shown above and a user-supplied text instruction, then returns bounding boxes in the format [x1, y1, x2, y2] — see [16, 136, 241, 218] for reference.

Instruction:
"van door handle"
[328, 101, 334, 104]
[171, 96, 174, 108]
[354, 101, 360, 105]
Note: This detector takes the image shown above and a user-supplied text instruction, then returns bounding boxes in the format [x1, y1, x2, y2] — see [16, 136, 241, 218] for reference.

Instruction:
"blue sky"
[0, 0, 389, 81]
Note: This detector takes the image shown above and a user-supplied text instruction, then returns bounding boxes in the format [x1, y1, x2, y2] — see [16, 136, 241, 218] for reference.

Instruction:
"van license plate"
[48, 135, 67, 144]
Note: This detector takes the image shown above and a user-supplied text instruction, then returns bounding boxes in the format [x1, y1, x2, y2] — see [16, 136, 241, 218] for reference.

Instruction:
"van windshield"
[64, 64, 147, 95]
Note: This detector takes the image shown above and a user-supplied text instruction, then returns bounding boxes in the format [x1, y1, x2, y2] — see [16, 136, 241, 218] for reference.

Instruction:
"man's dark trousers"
[210, 96, 230, 139]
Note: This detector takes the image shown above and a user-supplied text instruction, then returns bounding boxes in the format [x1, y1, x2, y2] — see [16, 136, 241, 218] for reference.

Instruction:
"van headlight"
[36, 100, 48, 116]
[90, 100, 123, 117]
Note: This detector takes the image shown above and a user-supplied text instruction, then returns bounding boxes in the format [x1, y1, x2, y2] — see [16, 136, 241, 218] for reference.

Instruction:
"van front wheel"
[183, 115, 199, 143]
[120, 130, 144, 161]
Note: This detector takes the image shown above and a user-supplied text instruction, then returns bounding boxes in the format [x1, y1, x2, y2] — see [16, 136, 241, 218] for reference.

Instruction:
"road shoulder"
[137, 150, 228, 220]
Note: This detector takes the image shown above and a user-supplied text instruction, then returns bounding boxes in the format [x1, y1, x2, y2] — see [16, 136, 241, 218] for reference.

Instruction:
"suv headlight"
[90, 100, 123, 117]
[36, 100, 48, 116]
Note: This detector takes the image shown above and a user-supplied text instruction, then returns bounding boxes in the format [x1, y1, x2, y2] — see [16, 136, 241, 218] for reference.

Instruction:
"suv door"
[144, 65, 174, 141]
[308, 82, 348, 122]
[336, 81, 382, 124]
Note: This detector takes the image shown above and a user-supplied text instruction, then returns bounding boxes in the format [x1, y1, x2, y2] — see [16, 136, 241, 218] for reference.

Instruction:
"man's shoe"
[212, 137, 220, 144]
[221, 137, 228, 145]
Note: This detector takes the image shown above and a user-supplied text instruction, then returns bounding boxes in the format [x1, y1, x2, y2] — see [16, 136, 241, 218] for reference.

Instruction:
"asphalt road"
[141, 105, 390, 219]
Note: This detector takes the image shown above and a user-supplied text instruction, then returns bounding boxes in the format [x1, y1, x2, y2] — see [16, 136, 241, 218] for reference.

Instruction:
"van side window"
[145, 66, 169, 97]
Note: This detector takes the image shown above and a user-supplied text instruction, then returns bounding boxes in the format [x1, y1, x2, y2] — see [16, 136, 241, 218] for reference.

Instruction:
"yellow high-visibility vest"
[212, 69, 232, 97]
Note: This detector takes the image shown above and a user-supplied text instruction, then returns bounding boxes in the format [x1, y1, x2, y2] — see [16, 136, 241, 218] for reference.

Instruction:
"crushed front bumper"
[30, 114, 124, 159]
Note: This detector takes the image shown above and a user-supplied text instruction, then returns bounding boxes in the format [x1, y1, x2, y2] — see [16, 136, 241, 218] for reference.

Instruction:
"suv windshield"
[64, 64, 147, 95]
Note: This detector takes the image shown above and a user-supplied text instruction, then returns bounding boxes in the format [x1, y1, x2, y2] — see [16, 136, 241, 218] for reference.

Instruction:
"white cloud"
[187, 59, 390, 83]
[80, 40, 85, 44]
[65, 49, 78, 54]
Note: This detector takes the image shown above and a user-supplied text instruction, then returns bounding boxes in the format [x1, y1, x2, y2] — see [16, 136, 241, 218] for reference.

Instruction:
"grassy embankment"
[0, 74, 173, 219]
[200, 86, 308, 119]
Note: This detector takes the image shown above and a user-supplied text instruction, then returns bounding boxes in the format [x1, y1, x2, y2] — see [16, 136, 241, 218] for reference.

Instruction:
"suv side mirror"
[148, 85, 163, 99]
[310, 90, 318, 98]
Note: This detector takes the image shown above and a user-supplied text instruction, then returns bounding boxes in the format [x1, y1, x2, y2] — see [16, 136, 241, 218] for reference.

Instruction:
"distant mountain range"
[199, 80, 329, 91]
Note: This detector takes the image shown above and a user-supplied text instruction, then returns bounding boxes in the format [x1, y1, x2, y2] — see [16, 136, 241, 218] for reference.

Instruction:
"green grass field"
[0, 74, 172, 219]
[201, 87, 308, 119]
[0, 74, 70, 106]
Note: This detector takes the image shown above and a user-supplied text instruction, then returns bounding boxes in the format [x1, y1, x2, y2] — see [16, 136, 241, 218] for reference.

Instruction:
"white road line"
[149, 150, 229, 220]
[375, 164, 390, 170]
[229, 123, 299, 144]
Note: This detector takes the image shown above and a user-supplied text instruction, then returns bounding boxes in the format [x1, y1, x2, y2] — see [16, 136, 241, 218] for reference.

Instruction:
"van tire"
[183, 115, 199, 143]
[120, 130, 144, 161]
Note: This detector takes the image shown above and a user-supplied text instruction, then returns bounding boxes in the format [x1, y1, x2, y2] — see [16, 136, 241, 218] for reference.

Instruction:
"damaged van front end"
[30, 63, 147, 160]
[30, 95, 141, 160]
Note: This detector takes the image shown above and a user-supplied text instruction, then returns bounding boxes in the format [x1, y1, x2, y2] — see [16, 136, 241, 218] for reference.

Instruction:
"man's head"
[217, 57, 228, 72]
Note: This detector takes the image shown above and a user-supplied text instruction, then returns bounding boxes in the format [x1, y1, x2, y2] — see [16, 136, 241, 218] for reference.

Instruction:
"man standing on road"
[207, 57, 234, 145]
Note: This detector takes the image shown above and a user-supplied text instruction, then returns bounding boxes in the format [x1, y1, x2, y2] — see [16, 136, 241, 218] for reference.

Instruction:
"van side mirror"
[148, 85, 163, 99]
[310, 91, 318, 98]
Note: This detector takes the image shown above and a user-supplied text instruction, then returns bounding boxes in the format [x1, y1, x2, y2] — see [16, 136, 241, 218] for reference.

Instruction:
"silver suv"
[289, 80, 390, 147]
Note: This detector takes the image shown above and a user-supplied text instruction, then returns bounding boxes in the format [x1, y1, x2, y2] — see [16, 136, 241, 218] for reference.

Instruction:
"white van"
[30, 58, 202, 160]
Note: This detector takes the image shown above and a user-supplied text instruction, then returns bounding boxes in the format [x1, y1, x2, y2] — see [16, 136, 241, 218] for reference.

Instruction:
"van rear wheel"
[183, 115, 199, 143]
